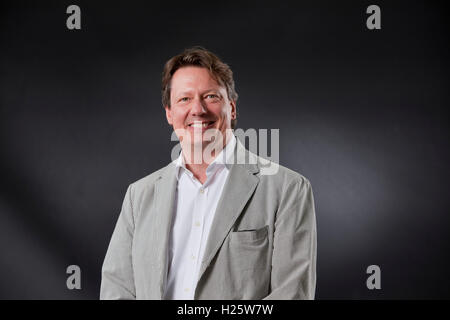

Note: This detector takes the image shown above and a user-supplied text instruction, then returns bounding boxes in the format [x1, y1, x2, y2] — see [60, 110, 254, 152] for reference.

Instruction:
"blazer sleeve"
[100, 184, 136, 300]
[263, 177, 317, 300]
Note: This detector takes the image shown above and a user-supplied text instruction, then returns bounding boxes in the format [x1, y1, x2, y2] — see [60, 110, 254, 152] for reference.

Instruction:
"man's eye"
[206, 94, 218, 99]
[179, 97, 190, 102]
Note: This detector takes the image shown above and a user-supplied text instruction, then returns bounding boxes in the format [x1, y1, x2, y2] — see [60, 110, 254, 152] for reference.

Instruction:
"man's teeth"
[190, 122, 212, 128]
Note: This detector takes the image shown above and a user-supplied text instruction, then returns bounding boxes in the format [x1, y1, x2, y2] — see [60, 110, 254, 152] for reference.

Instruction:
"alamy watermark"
[366, 264, 381, 290]
[66, 5, 81, 30]
[66, 265, 81, 290]
[170, 127, 280, 176]
[366, 5, 381, 30]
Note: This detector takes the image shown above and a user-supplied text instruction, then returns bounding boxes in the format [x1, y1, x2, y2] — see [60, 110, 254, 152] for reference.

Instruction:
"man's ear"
[164, 105, 173, 125]
[230, 100, 237, 120]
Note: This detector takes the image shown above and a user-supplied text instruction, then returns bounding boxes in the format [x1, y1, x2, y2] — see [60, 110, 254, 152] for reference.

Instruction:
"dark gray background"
[1, 0, 449, 299]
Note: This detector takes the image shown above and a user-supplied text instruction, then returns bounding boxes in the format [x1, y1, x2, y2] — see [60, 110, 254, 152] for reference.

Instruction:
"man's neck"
[183, 133, 233, 184]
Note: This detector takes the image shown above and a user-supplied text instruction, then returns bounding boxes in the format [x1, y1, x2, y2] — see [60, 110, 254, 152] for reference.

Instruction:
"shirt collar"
[174, 134, 237, 181]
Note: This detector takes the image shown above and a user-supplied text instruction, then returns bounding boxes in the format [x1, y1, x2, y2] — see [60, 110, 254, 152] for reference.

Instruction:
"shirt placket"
[181, 181, 208, 299]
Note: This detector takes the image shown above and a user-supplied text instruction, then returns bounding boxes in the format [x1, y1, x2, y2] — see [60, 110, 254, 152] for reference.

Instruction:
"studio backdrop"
[0, 0, 449, 299]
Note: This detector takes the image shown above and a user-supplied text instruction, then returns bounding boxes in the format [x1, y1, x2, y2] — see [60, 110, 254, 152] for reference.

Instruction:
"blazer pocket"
[231, 225, 269, 243]
[229, 225, 270, 271]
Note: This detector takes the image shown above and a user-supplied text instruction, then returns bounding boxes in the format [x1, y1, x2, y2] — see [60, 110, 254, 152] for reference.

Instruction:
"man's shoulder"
[128, 162, 174, 192]
[254, 153, 312, 190]
[238, 139, 311, 190]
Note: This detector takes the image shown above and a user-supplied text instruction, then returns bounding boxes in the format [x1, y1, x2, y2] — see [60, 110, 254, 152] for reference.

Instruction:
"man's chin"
[191, 138, 215, 149]
[180, 138, 224, 164]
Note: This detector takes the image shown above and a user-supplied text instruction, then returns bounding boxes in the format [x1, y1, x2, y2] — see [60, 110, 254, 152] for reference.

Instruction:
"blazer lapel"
[152, 161, 177, 299]
[196, 139, 260, 284]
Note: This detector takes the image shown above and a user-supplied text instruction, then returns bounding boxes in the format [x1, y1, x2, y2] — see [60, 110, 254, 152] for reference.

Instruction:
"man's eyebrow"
[174, 90, 194, 97]
[175, 88, 222, 97]
[201, 88, 222, 94]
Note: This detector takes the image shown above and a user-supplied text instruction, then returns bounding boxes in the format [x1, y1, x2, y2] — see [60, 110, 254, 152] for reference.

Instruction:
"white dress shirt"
[163, 135, 236, 300]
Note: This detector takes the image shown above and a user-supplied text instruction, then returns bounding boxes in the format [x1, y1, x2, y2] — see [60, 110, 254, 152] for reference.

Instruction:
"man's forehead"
[172, 66, 218, 84]
[170, 67, 226, 94]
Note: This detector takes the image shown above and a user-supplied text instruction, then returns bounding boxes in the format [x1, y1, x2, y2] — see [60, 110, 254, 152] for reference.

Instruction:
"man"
[100, 47, 317, 300]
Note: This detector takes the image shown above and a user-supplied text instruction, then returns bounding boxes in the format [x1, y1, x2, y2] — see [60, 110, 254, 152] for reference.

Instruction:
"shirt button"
[191, 255, 196, 260]
[184, 288, 190, 292]
[199, 188, 204, 193]
[195, 221, 201, 227]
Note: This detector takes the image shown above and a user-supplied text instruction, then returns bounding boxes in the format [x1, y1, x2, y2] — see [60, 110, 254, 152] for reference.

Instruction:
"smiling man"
[100, 47, 317, 300]
[165, 63, 236, 184]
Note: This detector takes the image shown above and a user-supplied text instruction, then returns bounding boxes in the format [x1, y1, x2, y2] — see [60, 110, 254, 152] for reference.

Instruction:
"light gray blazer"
[100, 138, 317, 300]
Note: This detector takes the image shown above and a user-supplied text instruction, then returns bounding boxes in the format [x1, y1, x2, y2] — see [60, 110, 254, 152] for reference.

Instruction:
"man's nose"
[190, 97, 207, 115]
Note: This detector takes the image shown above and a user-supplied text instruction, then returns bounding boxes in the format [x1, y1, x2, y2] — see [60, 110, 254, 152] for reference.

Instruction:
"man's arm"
[100, 184, 136, 300]
[263, 177, 317, 300]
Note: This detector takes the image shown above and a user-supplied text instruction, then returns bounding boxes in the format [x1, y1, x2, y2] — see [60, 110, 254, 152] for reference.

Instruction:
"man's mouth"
[187, 121, 215, 129]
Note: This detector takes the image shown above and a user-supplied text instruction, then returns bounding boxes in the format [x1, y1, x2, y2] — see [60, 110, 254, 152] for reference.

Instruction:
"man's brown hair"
[161, 46, 238, 129]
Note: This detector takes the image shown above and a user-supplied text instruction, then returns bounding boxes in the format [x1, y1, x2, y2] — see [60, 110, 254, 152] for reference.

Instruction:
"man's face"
[165, 66, 236, 154]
